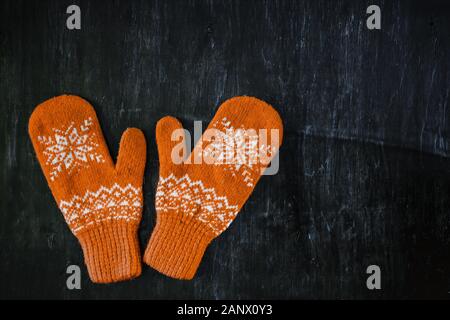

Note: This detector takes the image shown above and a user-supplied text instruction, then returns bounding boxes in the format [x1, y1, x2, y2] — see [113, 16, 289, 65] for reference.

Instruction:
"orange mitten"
[144, 96, 283, 279]
[29, 95, 146, 283]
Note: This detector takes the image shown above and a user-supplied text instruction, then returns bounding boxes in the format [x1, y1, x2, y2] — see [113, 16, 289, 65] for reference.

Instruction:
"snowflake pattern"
[156, 174, 239, 235]
[202, 117, 277, 187]
[37, 118, 105, 181]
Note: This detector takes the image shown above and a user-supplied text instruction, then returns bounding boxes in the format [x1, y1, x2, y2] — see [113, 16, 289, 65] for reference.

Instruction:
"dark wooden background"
[0, 0, 449, 299]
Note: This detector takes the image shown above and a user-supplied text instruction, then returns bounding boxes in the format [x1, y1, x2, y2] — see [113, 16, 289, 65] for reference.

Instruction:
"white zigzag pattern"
[59, 183, 142, 233]
[156, 173, 238, 235]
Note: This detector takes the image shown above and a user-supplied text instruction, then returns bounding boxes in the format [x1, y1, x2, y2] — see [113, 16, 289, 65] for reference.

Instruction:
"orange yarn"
[144, 96, 283, 279]
[28, 95, 146, 283]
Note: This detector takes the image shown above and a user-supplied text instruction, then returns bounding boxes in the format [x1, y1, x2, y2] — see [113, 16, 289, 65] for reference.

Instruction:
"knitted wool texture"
[144, 96, 283, 279]
[29, 95, 146, 283]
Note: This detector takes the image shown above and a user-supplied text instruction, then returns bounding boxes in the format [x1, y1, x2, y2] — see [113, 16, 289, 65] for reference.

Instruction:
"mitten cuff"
[144, 212, 214, 280]
[77, 220, 141, 283]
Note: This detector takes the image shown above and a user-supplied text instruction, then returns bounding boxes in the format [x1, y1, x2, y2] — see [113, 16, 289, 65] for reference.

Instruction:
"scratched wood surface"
[0, 0, 449, 299]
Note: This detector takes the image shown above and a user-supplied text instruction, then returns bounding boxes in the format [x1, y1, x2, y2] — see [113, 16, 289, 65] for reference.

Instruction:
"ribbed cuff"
[77, 220, 141, 283]
[144, 212, 214, 280]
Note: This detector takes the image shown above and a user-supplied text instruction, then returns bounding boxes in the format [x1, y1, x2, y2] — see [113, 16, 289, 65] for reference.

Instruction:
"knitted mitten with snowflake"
[144, 96, 283, 279]
[29, 95, 146, 283]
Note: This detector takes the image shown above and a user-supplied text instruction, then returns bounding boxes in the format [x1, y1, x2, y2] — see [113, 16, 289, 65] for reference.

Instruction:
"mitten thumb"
[115, 128, 146, 182]
[156, 116, 187, 176]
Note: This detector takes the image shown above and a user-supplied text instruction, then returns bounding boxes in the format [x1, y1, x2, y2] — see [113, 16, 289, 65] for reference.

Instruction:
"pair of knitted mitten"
[29, 95, 282, 283]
